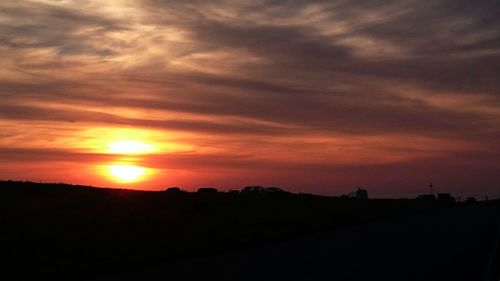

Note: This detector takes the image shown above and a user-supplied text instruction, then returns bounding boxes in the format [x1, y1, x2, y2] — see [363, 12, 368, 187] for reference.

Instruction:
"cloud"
[0, 0, 499, 194]
[0, 1, 123, 54]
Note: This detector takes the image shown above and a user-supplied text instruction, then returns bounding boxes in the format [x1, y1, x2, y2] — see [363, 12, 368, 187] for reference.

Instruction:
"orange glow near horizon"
[107, 164, 147, 183]
[106, 140, 156, 155]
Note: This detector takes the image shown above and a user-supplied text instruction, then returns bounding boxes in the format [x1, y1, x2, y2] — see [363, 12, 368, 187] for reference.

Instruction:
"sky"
[1, 0, 500, 198]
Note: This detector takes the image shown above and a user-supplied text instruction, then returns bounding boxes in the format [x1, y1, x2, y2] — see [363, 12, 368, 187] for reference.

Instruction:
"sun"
[108, 164, 146, 183]
[102, 139, 155, 183]
[106, 140, 155, 154]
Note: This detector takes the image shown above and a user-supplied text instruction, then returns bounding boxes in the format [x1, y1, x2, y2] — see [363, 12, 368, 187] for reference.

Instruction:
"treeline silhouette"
[0, 180, 483, 279]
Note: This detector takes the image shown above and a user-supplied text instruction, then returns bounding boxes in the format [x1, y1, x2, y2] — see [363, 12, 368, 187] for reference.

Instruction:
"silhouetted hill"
[0, 180, 496, 279]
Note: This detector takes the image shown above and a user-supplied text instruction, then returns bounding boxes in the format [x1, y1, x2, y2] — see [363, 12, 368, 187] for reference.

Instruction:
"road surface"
[89, 204, 500, 281]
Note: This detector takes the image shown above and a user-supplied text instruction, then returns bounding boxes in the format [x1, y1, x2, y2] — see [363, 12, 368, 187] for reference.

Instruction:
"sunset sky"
[1, 0, 499, 197]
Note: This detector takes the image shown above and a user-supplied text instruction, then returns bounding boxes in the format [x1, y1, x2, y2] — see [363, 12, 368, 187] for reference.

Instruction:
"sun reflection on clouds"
[73, 127, 192, 154]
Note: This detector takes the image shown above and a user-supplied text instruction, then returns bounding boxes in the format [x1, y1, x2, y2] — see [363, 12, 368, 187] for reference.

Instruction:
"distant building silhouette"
[417, 194, 436, 200]
[347, 187, 368, 199]
[465, 197, 477, 203]
[417, 183, 439, 200]
[437, 193, 455, 202]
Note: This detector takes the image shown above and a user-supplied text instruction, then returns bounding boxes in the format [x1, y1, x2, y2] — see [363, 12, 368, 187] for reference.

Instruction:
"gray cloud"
[0, 1, 123, 55]
[1, 0, 499, 194]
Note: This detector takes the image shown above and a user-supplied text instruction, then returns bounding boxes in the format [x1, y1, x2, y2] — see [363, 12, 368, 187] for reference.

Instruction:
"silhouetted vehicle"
[265, 187, 288, 193]
[347, 187, 369, 199]
[165, 187, 181, 193]
[437, 193, 455, 202]
[241, 186, 267, 194]
[240, 186, 289, 194]
[417, 194, 436, 200]
[197, 187, 218, 193]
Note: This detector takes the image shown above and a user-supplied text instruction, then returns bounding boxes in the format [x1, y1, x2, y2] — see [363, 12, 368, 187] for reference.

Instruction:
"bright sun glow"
[107, 140, 155, 154]
[108, 164, 146, 183]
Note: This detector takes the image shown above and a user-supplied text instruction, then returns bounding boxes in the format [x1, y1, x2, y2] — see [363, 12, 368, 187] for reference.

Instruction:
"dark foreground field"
[1, 181, 499, 280]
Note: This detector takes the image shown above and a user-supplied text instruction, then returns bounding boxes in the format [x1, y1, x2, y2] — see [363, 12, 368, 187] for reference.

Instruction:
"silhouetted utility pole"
[429, 182, 434, 195]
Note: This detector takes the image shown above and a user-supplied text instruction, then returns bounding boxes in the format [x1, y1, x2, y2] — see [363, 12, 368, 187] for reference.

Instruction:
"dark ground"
[96, 204, 500, 281]
[1, 181, 499, 280]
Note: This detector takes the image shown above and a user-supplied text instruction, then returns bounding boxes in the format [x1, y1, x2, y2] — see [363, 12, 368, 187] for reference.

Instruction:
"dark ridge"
[1, 180, 497, 280]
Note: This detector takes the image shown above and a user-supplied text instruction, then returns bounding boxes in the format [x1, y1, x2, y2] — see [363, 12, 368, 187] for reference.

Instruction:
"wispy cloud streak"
[0, 0, 499, 196]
